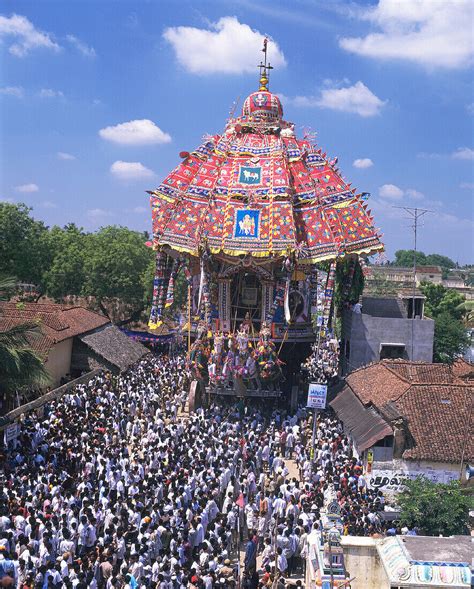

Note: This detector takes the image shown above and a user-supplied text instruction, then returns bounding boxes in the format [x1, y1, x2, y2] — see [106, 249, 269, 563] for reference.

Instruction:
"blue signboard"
[307, 383, 328, 409]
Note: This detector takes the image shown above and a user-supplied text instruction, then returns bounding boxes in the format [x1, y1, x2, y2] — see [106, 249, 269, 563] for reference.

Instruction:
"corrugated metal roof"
[330, 386, 393, 451]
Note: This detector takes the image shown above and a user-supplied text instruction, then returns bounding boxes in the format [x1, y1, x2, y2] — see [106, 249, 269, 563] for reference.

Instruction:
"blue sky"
[1, 0, 473, 263]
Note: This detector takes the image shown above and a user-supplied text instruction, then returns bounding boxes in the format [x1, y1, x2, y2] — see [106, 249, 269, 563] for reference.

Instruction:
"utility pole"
[393, 207, 433, 359]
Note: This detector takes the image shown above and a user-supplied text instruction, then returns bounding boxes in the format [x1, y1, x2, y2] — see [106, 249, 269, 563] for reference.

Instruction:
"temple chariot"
[147, 42, 383, 401]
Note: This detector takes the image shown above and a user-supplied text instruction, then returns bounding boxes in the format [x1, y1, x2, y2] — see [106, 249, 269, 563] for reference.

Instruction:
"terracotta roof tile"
[416, 266, 442, 273]
[396, 384, 474, 463]
[346, 363, 411, 405]
[344, 360, 473, 463]
[0, 302, 109, 357]
[452, 358, 474, 381]
[383, 359, 458, 384]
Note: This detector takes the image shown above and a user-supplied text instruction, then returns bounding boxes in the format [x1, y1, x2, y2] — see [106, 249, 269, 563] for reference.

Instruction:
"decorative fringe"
[148, 251, 169, 330]
[322, 260, 337, 326]
[309, 267, 319, 332]
[165, 258, 182, 308]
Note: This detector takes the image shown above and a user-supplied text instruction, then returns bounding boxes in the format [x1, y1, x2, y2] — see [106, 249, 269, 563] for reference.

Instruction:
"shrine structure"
[148, 42, 383, 398]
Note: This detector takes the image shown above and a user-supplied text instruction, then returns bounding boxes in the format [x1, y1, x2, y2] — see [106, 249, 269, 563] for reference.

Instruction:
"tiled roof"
[344, 360, 474, 463]
[0, 302, 110, 358]
[383, 359, 458, 384]
[396, 384, 474, 463]
[345, 363, 411, 405]
[416, 266, 442, 274]
[452, 358, 474, 381]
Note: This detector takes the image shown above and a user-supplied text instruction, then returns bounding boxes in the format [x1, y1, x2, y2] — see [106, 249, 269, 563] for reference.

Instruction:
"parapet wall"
[340, 537, 389, 589]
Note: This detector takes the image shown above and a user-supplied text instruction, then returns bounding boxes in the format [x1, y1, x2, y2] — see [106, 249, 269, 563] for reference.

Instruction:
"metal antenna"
[393, 206, 433, 359]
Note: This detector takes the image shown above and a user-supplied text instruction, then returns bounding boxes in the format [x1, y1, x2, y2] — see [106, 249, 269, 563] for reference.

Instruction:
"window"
[380, 344, 406, 360]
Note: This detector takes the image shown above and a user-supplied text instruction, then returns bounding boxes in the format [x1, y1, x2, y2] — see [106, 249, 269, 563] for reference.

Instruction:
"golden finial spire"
[258, 37, 273, 91]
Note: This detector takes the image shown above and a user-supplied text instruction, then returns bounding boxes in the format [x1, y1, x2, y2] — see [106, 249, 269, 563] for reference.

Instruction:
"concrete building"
[365, 265, 443, 290]
[331, 360, 474, 493]
[340, 535, 472, 589]
[366, 265, 474, 300]
[341, 296, 434, 374]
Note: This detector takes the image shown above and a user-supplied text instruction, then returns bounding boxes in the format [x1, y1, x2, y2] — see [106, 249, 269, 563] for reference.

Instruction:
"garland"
[322, 260, 337, 326]
[148, 250, 169, 330]
[165, 258, 182, 308]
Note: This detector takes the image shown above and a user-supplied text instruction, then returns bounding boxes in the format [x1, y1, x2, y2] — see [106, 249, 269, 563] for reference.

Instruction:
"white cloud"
[418, 147, 474, 161]
[405, 188, 424, 200]
[163, 16, 286, 74]
[15, 183, 39, 193]
[282, 82, 385, 117]
[316, 81, 385, 117]
[467, 103, 474, 116]
[66, 34, 96, 58]
[339, 0, 473, 69]
[417, 151, 442, 159]
[452, 147, 474, 160]
[353, 158, 373, 169]
[0, 86, 24, 98]
[1, 197, 15, 203]
[110, 161, 155, 180]
[378, 184, 428, 203]
[57, 151, 76, 160]
[460, 182, 474, 190]
[99, 119, 171, 146]
[379, 184, 404, 200]
[87, 208, 113, 219]
[132, 206, 147, 213]
[41, 200, 57, 209]
[0, 13, 60, 57]
[38, 88, 64, 98]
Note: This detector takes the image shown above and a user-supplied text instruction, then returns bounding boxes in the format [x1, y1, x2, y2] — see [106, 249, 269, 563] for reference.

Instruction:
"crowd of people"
[300, 337, 339, 385]
[1, 345, 388, 588]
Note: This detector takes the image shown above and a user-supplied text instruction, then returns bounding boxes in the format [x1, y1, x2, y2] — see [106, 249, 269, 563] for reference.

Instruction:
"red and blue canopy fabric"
[150, 91, 383, 263]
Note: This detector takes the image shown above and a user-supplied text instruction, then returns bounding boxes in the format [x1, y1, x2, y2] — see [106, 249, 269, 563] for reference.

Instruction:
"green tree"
[82, 226, 153, 320]
[0, 203, 50, 290]
[425, 253, 455, 277]
[41, 224, 87, 300]
[433, 311, 470, 363]
[398, 477, 471, 536]
[393, 249, 427, 267]
[456, 300, 474, 325]
[335, 258, 364, 308]
[425, 253, 455, 268]
[0, 276, 51, 408]
[420, 283, 465, 320]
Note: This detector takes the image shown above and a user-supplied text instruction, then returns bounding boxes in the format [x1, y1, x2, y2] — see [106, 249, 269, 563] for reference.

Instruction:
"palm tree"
[0, 276, 51, 411]
[456, 300, 474, 326]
